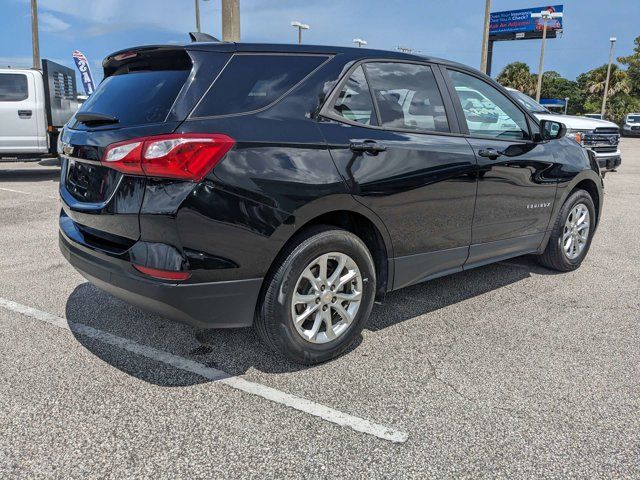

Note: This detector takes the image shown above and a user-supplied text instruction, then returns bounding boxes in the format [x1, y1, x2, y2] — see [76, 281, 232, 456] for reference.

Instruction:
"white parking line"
[0, 187, 32, 195]
[0, 296, 408, 443]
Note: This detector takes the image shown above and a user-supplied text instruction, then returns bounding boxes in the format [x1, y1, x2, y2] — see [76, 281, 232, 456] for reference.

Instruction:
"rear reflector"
[102, 133, 235, 181]
[133, 264, 191, 281]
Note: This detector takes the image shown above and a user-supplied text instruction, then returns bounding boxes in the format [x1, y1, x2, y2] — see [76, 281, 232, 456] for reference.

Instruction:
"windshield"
[508, 90, 550, 114]
[627, 115, 640, 123]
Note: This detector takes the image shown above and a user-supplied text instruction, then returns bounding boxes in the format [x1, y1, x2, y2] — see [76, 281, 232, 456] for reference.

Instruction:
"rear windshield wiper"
[75, 112, 119, 126]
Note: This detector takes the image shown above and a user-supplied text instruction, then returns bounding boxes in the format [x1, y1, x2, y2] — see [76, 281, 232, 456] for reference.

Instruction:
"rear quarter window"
[192, 54, 328, 117]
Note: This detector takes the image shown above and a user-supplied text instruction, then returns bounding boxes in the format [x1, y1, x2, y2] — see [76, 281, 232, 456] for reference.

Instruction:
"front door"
[443, 68, 558, 266]
[318, 61, 478, 289]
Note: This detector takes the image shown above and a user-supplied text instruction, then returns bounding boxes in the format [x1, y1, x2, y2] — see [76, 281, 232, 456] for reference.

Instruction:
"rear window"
[192, 54, 328, 117]
[0, 73, 28, 102]
[76, 70, 189, 127]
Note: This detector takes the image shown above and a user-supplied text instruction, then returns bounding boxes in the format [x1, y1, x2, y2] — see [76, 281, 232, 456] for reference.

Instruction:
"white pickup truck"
[0, 60, 79, 161]
[506, 88, 622, 173]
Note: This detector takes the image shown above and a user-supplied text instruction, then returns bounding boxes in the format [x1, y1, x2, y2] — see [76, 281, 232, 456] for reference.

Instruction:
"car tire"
[536, 189, 596, 272]
[255, 225, 376, 364]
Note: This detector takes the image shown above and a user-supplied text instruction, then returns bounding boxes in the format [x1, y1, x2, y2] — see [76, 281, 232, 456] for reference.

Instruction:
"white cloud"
[39, 12, 71, 33]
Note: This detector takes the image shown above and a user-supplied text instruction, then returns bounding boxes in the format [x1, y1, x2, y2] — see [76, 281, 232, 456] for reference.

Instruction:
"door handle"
[478, 148, 502, 160]
[18, 109, 32, 119]
[349, 140, 386, 154]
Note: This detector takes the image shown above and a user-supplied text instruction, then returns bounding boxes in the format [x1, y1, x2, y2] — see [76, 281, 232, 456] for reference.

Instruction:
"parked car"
[506, 88, 621, 173]
[59, 43, 603, 364]
[0, 60, 79, 161]
[622, 113, 640, 137]
[584, 113, 603, 120]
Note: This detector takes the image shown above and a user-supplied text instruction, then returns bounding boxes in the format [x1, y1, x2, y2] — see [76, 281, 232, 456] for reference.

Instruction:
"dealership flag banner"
[72, 50, 95, 96]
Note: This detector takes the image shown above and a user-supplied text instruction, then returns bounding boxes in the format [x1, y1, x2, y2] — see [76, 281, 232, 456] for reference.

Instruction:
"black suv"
[59, 43, 603, 364]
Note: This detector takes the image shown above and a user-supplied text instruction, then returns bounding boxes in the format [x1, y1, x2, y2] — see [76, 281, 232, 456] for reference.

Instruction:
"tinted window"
[0, 73, 28, 102]
[194, 54, 327, 117]
[365, 62, 449, 132]
[332, 66, 377, 126]
[448, 70, 529, 140]
[77, 70, 188, 127]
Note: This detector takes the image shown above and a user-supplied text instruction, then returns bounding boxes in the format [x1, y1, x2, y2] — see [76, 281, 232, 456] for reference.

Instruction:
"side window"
[447, 70, 529, 140]
[0, 74, 28, 102]
[364, 62, 449, 132]
[332, 66, 377, 126]
[193, 54, 328, 117]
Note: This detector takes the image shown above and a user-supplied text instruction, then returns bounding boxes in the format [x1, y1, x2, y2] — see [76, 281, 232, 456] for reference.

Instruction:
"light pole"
[194, 0, 201, 32]
[222, 0, 240, 42]
[353, 38, 367, 48]
[601, 36, 617, 119]
[532, 9, 563, 101]
[564, 97, 569, 115]
[480, 0, 491, 73]
[291, 21, 309, 44]
[30, 0, 40, 69]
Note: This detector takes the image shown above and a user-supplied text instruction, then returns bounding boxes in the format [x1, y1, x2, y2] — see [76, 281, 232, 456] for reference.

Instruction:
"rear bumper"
[59, 223, 262, 329]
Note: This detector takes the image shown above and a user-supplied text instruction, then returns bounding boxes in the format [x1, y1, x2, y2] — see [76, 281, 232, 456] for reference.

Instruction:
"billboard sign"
[72, 50, 95, 96]
[490, 5, 563, 37]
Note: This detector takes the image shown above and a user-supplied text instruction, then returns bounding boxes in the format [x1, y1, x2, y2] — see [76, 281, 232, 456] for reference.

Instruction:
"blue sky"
[1, 0, 639, 90]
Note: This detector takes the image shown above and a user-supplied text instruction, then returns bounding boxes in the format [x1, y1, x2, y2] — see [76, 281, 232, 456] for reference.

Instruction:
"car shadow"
[65, 255, 538, 386]
[0, 166, 60, 183]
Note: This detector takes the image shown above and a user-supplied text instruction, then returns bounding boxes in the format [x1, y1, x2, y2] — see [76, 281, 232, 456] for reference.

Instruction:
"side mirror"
[539, 119, 566, 141]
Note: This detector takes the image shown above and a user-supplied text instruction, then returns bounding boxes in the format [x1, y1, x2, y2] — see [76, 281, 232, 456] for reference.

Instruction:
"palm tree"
[582, 64, 631, 98]
[496, 62, 536, 96]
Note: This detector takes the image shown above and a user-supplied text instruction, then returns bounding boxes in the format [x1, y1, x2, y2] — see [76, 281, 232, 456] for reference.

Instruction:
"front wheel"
[536, 189, 596, 272]
[255, 226, 376, 364]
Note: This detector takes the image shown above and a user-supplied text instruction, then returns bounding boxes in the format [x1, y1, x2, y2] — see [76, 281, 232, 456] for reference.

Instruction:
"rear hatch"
[60, 45, 231, 249]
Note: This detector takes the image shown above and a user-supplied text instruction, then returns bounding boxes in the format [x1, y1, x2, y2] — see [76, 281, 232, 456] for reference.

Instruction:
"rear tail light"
[133, 264, 191, 281]
[102, 133, 234, 181]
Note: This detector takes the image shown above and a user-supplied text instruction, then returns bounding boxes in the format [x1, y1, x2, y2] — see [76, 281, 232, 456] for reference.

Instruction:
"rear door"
[318, 60, 478, 290]
[442, 67, 558, 266]
[0, 71, 40, 154]
[60, 47, 230, 244]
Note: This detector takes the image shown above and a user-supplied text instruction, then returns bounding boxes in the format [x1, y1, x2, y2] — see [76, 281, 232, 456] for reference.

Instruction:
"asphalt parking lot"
[1, 139, 639, 478]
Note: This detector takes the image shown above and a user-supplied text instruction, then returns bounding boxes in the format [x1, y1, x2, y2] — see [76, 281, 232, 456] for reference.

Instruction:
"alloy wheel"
[290, 252, 363, 344]
[562, 203, 590, 260]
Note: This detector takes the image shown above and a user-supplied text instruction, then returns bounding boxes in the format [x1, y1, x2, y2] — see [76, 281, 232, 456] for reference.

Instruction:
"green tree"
[540, 71, 584, 114]
[496, 62, 536, 96]
[618, 35, 640, 96]
[577, 64, 632, 122]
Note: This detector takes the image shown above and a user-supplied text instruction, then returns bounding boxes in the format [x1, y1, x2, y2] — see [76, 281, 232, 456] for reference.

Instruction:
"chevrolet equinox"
[59, 43, 603, 364]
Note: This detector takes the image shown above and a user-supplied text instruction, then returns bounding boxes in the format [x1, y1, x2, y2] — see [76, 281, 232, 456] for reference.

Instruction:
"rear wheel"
[255, 226, 376, 364]
[536, 189, 596, 271]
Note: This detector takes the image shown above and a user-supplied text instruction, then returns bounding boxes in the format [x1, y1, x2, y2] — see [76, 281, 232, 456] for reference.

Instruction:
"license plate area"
[65, 159, 120, 204]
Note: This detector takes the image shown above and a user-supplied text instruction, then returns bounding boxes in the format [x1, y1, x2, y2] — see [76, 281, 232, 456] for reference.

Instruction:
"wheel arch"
[266, 196, 394, 303]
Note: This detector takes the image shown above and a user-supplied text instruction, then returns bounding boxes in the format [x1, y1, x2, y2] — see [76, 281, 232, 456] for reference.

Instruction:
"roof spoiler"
[189, 32, 221, 43]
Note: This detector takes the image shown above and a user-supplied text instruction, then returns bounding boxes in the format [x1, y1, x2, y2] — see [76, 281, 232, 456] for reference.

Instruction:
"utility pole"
[30, 0, 40, 69]
[564, 97, 569, 115]
[291, 21, 309, 44]
[222, 0, 240, 42]
[353, 38, 367, 48]
[194, 0, 201, 32]
[480, 0, 491, 73]
[532, 9, 563, 101]
[601, 36, 617, 119]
